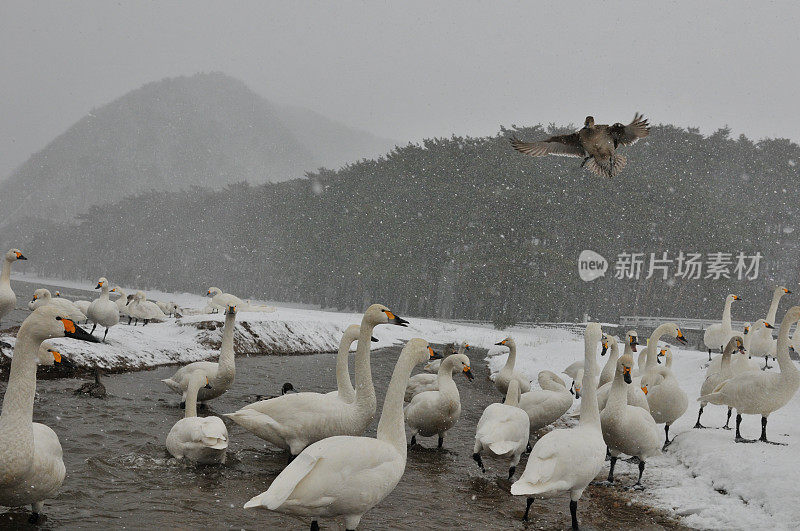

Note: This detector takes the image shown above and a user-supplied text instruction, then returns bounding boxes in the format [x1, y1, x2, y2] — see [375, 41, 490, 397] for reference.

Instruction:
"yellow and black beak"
[733, 295, 742, 301]
[225, 305, 237, 315]
[641, 385, 648, 395]
[623, 366, 632, 384]
[785, 288, 792, 294]
[675, 329, 687, 345]
[48, 348, 62, 363]
[657, 349, 666, 364]
[370, 336, 379, 343]
[764, 322, 774, 329]
[15, 252, 27, 260]
[204, 377, 213, 390]
[744, 326, 749, 335]
[31, 295, 38, 302]
[95, 282, 102, 289]
[630, 336, 638, 352]
[463, 366, 475, 381]
[601, 338, 608, 356]
[57, 317, 99, 343]
[494, 339, 507, 346]
[737, 340, 746, 354]
[464, 344, 471, 350]
[428, 346, 442, 360]
[384, 310, 409, 327]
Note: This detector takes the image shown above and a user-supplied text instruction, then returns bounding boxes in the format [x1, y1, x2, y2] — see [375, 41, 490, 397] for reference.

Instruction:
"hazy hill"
[0, 72, 396, 224]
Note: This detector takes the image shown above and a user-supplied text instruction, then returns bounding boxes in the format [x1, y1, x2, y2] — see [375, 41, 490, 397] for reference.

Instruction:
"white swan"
[518, 370, 573, 433]
[596, 335, 650, 413]
[494, 337, 532, 395]
[28, 288, 86, 322]
[703, 293, 741, 361]
[404, 342, 469, 402]
[206, 287, 243, 313]
[694, 336, 746, 429]
[226, 304, 409, 456]
[0, 305, 98, 522]
[112, 286, 129, 318]
[641, 347, 688, 449]
[162, 305, 238, 406]
[708, 321, 763, 375]
[166, 372, 228, 464]
[126, 290, 166, 325]
[750, 286, 791, 369]
[87, 277, 120, 342]
[155, 300, 180, 317]
[511, 323, 606, 529]
[473, 379, 530, 479]
[404, 353, 473, 448]
[424, 342, 461, 372]
[600, 353, 661, 488]
[700, 305, 800, 444]
[243, 337, 434, 530]
[324, 324, 377, 403]
[0, 249, 26, 327]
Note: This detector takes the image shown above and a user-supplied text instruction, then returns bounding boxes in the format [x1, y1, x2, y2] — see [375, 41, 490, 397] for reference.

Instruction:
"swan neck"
[722, 298, 733, 326]
[504, 380, 520, 406]
[503, 342, 517, 371]
[335, 335, 356, 401]
[0, 258, 11, 285]
[766, 291, 783, 323]
[376, 352, 417, 457]
[0, 328, 40, 428]
[646, 325, 670, 368]
[606, 370, 628, 415]
[436, 359, 458, 397]
[353, 319, 377, 412]
[217, 312, 236, 378]
[100, 284, 110, 300]
[579, 337, 600, 428]
[184, 379, 203, 418]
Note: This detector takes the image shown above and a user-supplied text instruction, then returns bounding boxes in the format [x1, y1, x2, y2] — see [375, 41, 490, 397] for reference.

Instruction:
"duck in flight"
[510, 113, 650, 178]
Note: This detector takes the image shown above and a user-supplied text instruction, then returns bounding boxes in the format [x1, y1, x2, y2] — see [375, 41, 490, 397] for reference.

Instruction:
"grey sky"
[2, 1, 799, 179]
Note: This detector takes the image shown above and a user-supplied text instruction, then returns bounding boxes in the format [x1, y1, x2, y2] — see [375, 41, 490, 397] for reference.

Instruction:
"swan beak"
[675, 330, 688, 344]
[569, 387, 575, 396]
[464, 344, 471, 350]
[764, 322, 774, 329]
[384, 310, 409, 327]
[463, 366, 475, 381]
[31, 295, 37, 302]
[495, 340, 507, 346]
[371, 336, 379, 342]
[623, 368, 632, 384]
[744, 327, 749, 335]
[15, 252, 26, 260]
[641, 385, 648, 395]
[49, 349, 62, 363]
[58, 317, 100, 343]
[600, 341, 608, 356]
[733, 295, 742, 301]
[574, 387, 581, 399]
[226, 305, 236, 315]
[785, 289, 792, 294]
[204, 377, 212, 389]
[428, 346, 442, 360]
[630, 337, 638, 352]
[95, 282, 102, 289]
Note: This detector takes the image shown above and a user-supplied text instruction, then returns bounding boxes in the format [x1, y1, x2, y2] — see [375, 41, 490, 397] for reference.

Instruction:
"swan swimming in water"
[518, 370, 573, 433]
[405, 342, 469, 402]
[166, 372, 228, 464]
[0, 305, 98, 522]
[243, 338, 437, 530]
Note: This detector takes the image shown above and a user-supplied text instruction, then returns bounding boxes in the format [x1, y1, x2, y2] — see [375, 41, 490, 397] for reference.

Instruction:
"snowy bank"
[486, 328, 800, 530]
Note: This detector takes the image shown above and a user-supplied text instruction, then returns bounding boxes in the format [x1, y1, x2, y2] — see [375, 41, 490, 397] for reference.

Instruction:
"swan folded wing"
[27, 424, 66, 500]
[197, 418, 229, 449]
[509, 134, 585, 158]
[608, 113, 650, 146]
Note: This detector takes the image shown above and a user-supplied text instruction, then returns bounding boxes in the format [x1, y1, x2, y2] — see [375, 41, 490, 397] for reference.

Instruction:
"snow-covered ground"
[487, 329, 800, 530]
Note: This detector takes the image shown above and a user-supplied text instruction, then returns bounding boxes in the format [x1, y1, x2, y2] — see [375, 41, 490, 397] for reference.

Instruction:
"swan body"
[162, 305, 238, 404]
[494, 337, 532, 395]
[473, 379, 530, 479]
[73, 300, 91, 320]
[596, 334, 651, 412]
[511, 323, 607, 529]
[518, 370, 573, 432]
[243, 338, 434, 529]
[749, 287, 790, 369]
[166, 372, 228, 464]
[0, 305, 98, 520]
[405, 342, 469, 402]
[206, 287, 243, 313]
[695, 337, 745, 429]
[28, 289, 86, 322]
[87, 277, 120, 341]
[113, 287, 129, 317]
[708, 321, 764, 375]
[226, 304, 409, 455]
[0, 250, 26, 325]
[600, 353, 661, 487]
[404, 353, 473, 447]
[641, 357, 688, 447]
[703, 294, 740, 358]
[700, 306, 800, 443]
[126, 291, 166, 324]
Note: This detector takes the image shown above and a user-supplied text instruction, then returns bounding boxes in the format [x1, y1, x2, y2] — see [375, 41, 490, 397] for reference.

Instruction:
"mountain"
[0, 72, 396, 224]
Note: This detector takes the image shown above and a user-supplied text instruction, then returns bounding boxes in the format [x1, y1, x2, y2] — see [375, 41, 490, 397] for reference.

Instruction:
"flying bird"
[510, 113, 650, 178]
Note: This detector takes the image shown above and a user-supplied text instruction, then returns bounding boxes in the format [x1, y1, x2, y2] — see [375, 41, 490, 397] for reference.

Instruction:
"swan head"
[626, 331, 639, 352]
[777, 286, 792, 296]
[727, 294, 742, 303]
[743, 322, 751, 335]
[601, 334, 618, 356]
[95, 277, 110, 290]
[725, 335, 746, 355]
[225, 305, 237, 316]
[20, 305, 99, 343]
[494, 337, 515, 348]
[661, 323, 688, 345]
[572, 369, 583, 398]
[125, 294, 135, 305]
[363, 303, 409, 327]
[584, 116, 595, 128]
[207, 287, 222, 297]
[5, 248, 27, 262]
[618, 354, 634, 384]
[445, 353, 474, 381]
[402, 337, 438, 366]
[31, 288, 52, 304]
[656, 347, 667, 364]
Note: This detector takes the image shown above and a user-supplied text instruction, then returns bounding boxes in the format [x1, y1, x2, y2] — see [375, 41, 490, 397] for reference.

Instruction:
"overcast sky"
[2, 1, 799, 179]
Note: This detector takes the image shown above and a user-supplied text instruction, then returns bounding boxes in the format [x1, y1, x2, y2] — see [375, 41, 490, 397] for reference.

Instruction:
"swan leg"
[570, 499, 579, 530]
[103, 327, 109, 342]
[662, 424, 673, 450]
[127, 316, 132, 325]
[310, 521, 319, 531]
[759, 416, 786, 445]
[626, 460, 647, 490]
[409, 434, 417, 447]
[607, 455, 617, 483]
[90, 323, 97, 334]
[734, 413, 756, 443]
[722, 407, 733, 430]
[508, 465, 516, 479]
[693, 406, 706, 428]
[580, 156, 590, 168]
[762, 356, 772, 370]
[526, 443, 532, 453]
[144, 319, 150, 326]
[437, 434, 444, 449]
[472, 452, 485, 472]
[523, 497, 534, 521]
[707, 349, 712, 361]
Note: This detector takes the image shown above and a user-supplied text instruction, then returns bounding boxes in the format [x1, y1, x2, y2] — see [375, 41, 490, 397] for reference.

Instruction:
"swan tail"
[200, 423, 229, 450]
[697, 392, 726, 406]
[510, 456, 559, 495]
[249, 452, 321, 510]
[488, 441, 518, 455]
[586, 153, 627, 178]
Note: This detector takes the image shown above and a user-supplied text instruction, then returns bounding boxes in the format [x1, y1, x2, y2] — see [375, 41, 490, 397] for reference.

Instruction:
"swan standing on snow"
[243, 338, 436, 530]
[641, 339, 689, 449]
[226, 304, 409, 456]
[166, 372, 229, 464]
[87, 277, 120, 342]
[695, 336, 747, 429]
[750, 286, 791, 369]
[326, 324, 377, 403]
[511, 323, 606, 529]
[207, 287, 243, 312]
[0, 305, 98, 522]
[703, 294, 741, 361]
[126, 291, 167, 325]
[708, 321, 763, 375]
[600, 353, 661, 488]
[404, 352, 474, 448]
[493, 337, 532, 395]
[405, 342, 470, 402]
[518, 370, 573, 433]
[29, 288, 86, 322]
[700, 305, 800, 444]
[112, 286, 129, 319]
[163, 305, 238, 407]
[596, 334, 650, 412]
[473, 378, 530, 479]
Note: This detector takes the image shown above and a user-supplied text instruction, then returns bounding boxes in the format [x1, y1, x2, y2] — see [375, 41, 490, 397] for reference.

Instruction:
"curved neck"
[100, 284, 111, 300]
[766, 291, 784, 322]
[776, 312, 800, 376]
[184, 378, 204, 418]
[503, 343, 517, 371]
[646, 324, 672, 368]
[1, 258, 11, 285]
[721, 345, 734, 372]
[377, 351, 418, 457]
[0, 324, 41, 427]
[353, 318, 377, 411]
[335, 335, 356, 401]
[579, 336, 600, 428]
[602, 341, 620, 370]
[436, 358, 458, 397]
[721, 298, 733, 326]
[217, 312, 236, 378]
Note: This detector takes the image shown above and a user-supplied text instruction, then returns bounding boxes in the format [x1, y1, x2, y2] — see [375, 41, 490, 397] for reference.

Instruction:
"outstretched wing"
[609, 113, 650, 147]
[509, 134, 585, 158]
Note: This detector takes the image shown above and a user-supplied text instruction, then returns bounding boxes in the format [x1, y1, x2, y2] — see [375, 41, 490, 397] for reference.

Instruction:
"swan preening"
[243, 338, 436, 530]
[0, 305, 98, 522]
[166, 372, 228, 464]
[225, 304, 410, 456]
